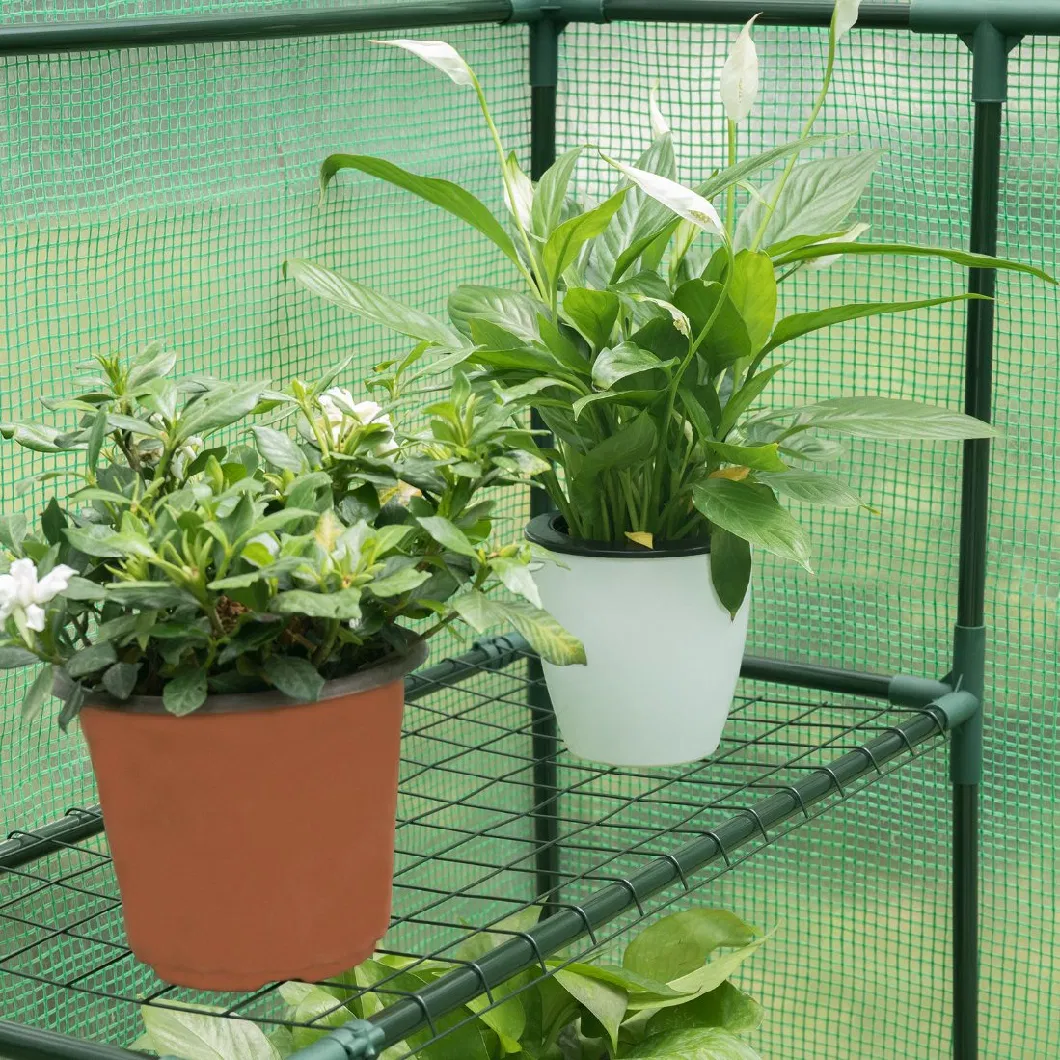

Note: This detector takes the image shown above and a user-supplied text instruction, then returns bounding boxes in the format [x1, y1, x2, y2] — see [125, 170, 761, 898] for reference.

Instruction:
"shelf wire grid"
[0, 644, 950, 1057]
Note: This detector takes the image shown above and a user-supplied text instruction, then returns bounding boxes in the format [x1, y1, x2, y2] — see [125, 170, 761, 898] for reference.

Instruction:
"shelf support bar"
[951, 20, 1015, 1060]
[527, 12, 564, 915]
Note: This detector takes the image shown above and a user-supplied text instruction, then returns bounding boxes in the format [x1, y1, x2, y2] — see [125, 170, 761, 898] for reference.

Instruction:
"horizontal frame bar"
[308, 696, 957, 1055]
[0, 1021, 141, 1060]
[602, 0, 911, 28]
[0, 1, 513, 57]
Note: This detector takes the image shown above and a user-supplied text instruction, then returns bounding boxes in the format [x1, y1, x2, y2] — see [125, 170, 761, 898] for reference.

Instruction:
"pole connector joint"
[507, 0, 606, 23]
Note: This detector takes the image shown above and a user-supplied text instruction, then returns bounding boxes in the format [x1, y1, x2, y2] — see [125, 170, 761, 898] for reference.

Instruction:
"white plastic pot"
[525, 513, 750, 767]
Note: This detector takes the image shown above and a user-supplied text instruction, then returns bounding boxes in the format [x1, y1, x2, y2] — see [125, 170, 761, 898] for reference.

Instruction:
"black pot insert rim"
[525, 511, 711, 559]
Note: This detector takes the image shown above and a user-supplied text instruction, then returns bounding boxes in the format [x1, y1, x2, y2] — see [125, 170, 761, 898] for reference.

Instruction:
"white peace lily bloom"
[0, 558, 77, 634]
[503, 155, 534, 231]
[720, 15, 761, 124]
[378, 39, 474, 87]
[602, 155, 724, 236]
[833, 0, 861, 42]
[649, 85, 670, 139]
[806, 222, 870, 270]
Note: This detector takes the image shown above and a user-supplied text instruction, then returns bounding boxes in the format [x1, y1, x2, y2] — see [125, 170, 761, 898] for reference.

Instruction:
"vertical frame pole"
[952, 20, 1012, 1060]
[527, 14, 562, 911]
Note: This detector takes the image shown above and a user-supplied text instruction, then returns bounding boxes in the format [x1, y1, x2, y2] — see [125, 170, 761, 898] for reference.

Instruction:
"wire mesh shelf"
[0, 638, 954, 1059]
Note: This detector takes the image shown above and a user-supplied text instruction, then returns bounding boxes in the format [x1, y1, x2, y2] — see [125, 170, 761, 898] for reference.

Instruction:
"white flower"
[720, 15, 761, 124]
[806, 222, 870, 270]
[833, 0, 860, 42]
[602, 155, 724, 236]
[0, 558, 77, 634]
[318, 389, 397, 456]
[649, 84, 670, 139]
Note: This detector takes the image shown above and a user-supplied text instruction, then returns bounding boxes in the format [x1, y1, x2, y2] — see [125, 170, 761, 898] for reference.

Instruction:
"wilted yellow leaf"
[709, 466, 751, 481]
[625, 531, 654, 549]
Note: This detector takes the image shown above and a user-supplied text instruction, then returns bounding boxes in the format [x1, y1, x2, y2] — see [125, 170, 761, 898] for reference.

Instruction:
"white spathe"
[719, 15, 761, 123]
[530, 550, 750, 766]
[601, 156, 724, 236]
[377, 39, 474, 87]
[0, 558, 76, 633]
[833, 0, 861, 41]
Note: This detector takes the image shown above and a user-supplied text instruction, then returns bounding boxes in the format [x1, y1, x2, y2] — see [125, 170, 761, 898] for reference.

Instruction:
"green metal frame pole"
[952, 20, 1011, 1060]
[528, 14, 563, 911]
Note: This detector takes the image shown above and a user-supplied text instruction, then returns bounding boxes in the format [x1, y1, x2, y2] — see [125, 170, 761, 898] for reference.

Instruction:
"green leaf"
[759, 294, 990, 361]
[710, 529, 751, 618]
[734, 148, 884, 251]
[772, 241, 1057, 284]
[692, 479, 812, 570]
[163, 669, 208, 716]
[718, 364, 785, 439]
[368, 566, 432, 597]
[66, 642, 118, 678]
[543, 189, 627, 282]
[645, 981, 764, 1038]
[20, 665, 55, 722]
[139, 1003, 281, 1060]
[0, 514, 28, 551]
[0, 422, 68, 452]
[86, 410, 108, 469]
[756, 469, 863, 508]
[273, 588, 363, 621]
[418, 515, 479, 558]
[286, 258, 465, 347]
[263, 656, 325, 702]
[494, 599, 587, 666]
[626, 1026, 762, 1059]
[672, 280, 750, 370]
[624, 908, 760, 983]
[727, 250, 776, 352]
[252, 426, 307, 472]
[175, 383, 265, 443]
[0, 644, 39, 669]
[531, 146, 584, 238]
[578, 411, 657, 481]
[562, 287, 620, 350]
[572, 389, 660, 420]
[278, 982, 353, 1050]
[320, 154, 521, 267]
[591, 342, 674, 391]
[448, 285, 544, 344]
[64, 526, 153, 560]
[796, 396, 998, 440]
[105, 582, 201, 610]
[547, 961, 689, 1002]
[553, 969, 627, 1052]
[102, 662, 141, 700]
[127, 342, 177, 390]
[702, 441, 786, 472]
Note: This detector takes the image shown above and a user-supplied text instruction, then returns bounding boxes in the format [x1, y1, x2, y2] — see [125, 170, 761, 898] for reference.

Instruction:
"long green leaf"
[692, 479, 812, 570]
[702, 440, 786, 472]
[21, 665, 55, 722]
[771, 241, 1057, 284]
[0, 645, 39, 669]
[796, 396, 997, 440]
[531, 146, 584, 239]
[710, 529, 751, 618]
[591, 342, 673, 390]
[286, 258, 465, 347]
[320, 154, 521, 266]
[578, 411, 657, 481]
[418, 515, 479, 558]
[448, 285, 543, 343]
[718, 363, 786, 439]
[759, 293, 990, 364]
[543, 189, 627, 282]
[626, 1026, 763, 1059]
[756, 469, 863, 507]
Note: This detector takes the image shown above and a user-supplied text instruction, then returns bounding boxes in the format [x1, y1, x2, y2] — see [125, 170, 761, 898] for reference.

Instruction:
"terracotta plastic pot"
[526, 513, 750, 767]
[77, 635, 427, 991]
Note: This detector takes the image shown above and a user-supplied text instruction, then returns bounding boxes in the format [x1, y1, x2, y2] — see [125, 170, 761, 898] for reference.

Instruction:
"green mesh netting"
[1, 7, 1057, 1059]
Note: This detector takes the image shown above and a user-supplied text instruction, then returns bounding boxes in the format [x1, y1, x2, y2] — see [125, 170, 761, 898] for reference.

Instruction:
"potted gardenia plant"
[288, 3, 1055, 767]
[0, 345, 581, 990]
[135, 906, 770, 1060]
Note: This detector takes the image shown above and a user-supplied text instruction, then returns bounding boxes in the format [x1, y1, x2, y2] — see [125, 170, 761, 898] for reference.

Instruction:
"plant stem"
[725, 119, 738, 238]
[314, 618, 341, 666]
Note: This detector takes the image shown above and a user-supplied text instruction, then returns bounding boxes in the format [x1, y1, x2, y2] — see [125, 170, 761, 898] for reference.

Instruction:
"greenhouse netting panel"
[0, 6, 1057, 1059]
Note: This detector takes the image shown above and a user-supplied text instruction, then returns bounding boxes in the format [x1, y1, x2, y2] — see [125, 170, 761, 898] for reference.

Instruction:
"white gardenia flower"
[0, 558, 77, 633]
[720, 15, 761, 124]
[833, 0, 861, 42]
[319, 389, 398, 456]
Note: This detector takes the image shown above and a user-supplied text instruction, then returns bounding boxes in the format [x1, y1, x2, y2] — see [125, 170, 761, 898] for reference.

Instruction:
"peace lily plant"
[288, 1, 1053, 766]
[0, 344, 581, 990]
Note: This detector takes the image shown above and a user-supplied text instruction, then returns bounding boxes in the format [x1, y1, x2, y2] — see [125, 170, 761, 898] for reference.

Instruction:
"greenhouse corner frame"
[0, 1, 1055, 1057]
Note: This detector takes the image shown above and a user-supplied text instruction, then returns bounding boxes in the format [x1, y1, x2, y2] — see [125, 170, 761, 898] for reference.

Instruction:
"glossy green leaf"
[543, 189, 627, 282]
[578, 411, 657, 481]
[627, 1026, 762, 1059]
[797, 396, 997, 440]
[572, 389, 660, 420]
[709, 529, 752, 618]
[418, 515, 479, 558]
[562, 287, 620, 350]
[0, 645, 40, 669]
[727, 250, 776, 352]
[760, 294, 989, 363]
[163, 669, 208, 716]
[718, 363, 786, 439]
[252, 426, 307, 472]
[105, 582, 201, 610]
[591, 342, 674, 391]
[101, 662, 140, 700]
[453, 591, 585, 665]
[20, 665, 55, 722]
[263, 656, 325, 702]
[368, 566, 432, 597]
[0, 422, 68, 452]
[490, 555, 542, 608]
[645, 981, 764, 1038]
[66, 642, 118, 679]
[756, 469, 863, 507]
[531, 146, 584, 238]
[139, 1003, 281, 1060]
[772, 241, 1057, 284]
[286, 258, 464, 347]
[624, 908, 760, 983]
[692, 479, 812, 570]
[672, 280, 750, 369]
[702, 441, 786, 472]
[273, 588, 363, 621]
[449, 285, 543, 343]
[553, 969, 627, 1052]
[321, 154, 521, 266]
[734, 149, 884, 251]
[175, 383, 266, 443]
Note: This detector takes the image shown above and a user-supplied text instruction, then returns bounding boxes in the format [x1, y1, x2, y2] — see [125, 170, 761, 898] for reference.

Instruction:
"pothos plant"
[287, 1, 1054, 614]
[0, 343, 583, 725]
[134, 907, 769, 1060]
